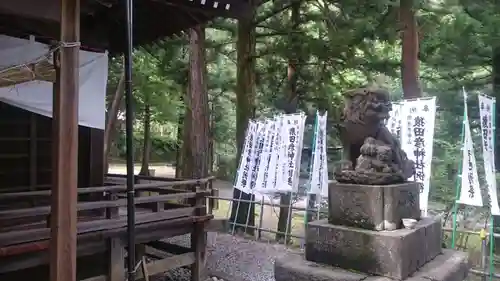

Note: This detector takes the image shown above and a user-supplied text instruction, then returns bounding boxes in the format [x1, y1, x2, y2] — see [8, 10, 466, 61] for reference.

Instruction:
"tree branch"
[255, 30, 301, 38]
[253, 1, 295, 26]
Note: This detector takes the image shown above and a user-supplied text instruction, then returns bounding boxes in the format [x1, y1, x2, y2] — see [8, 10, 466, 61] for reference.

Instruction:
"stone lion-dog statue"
[334, 86, 415, 185]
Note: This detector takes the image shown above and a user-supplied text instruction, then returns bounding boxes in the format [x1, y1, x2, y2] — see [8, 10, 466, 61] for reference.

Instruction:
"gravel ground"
[163, 232, 299, 281]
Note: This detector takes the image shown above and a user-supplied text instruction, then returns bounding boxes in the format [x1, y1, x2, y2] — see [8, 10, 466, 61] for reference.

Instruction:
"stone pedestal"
[328, 182, 421, 231]
[274, 182, 469, 281]
[275, 250, 470, 281]
[305, 218, 442, 279]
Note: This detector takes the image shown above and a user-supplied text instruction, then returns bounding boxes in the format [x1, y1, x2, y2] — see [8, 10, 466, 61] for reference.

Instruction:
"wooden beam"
[29, 113, 37, 207]
[0, 242, 105, 274]
[0, 177, 214, 200]
[146, 240, 191, 255]
[50, 0, 80, 281]
[138, 253, 195, 279]
[81, 253, 195, 281]
[0, 193, 200, 220]
[0, 208, 200, 247]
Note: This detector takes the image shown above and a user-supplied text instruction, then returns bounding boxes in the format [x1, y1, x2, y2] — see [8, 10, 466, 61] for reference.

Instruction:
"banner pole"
[489, 215, 494, 281]
[489, 98, 496, 281]
[304, 112, 319, 228]
[451, 90, 467, 249]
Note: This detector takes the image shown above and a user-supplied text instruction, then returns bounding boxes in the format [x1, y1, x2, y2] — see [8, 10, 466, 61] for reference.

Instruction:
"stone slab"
[275, 250, 469, 281]
[305, 217, 442, 279]
[328, 182, 420, 231]
[275, 252, 369, 281]
[405, 250, 470, 281]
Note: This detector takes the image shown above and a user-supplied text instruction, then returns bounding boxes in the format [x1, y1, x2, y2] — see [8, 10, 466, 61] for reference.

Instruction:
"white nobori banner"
[248, 121, 267, 193]
[309, 111, 329, 197]
[276, 113, 306, 192]
[478, 94, 498, 213]
[387, 102, 403, 140]
[234, 113, 306, 194]
[234, 121, 258, 193]
[400, 97, 436, 214]
[254, 118, 278, 194]
[265, 116, 283, 193]
[457, 92, 482, 207]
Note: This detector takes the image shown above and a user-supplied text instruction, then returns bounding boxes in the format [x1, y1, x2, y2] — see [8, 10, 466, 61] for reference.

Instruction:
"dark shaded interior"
[0, 102, 104, 210]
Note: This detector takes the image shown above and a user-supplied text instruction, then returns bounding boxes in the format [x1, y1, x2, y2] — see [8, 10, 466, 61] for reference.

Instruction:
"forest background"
[104, 0, 500, 249]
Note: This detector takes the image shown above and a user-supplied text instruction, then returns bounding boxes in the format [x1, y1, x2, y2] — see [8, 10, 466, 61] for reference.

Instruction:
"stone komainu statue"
[334, 86, 415, 185]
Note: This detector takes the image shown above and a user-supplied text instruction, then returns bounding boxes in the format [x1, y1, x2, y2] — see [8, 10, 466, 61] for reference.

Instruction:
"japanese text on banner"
[478, 94, 498, 213]
[387, 102, 403, 140]
[266, 116, 283, 191]
[309, 111, 329, 197]
[400, 97, 436, 214]
[276, 113, 306, 192]
[255, 119, 277, 194]
[248, 122, 266, 193]
[457, 104, 482, 207]
[234, 121, 258, 193]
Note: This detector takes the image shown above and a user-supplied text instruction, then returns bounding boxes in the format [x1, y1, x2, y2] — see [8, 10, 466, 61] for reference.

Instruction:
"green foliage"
[113, 131, 179, 163]
[105, 0, 500, 211]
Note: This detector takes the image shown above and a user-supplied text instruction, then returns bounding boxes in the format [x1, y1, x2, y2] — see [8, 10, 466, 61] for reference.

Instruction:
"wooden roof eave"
[0, 0, 254, 53]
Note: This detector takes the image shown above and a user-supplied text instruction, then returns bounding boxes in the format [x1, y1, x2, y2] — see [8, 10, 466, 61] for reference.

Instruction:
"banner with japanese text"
[309, 111, 329, 196]
[234, 121, 258, 193]
[276, 113, 306, 192]
[234, 113, 306, 194]
[457, 112, 483, 206]
[457, 92, 482, 207]
[265, 116, 283, 193]
[400, 97, 436, 215]
[255, 118, 278, 194]
[387, 102, 403, 140]
[478, 94, 498, 213]
[247, 121, 267, 194]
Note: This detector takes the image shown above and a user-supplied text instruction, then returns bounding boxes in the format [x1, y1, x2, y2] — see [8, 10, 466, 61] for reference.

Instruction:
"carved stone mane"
[343, 86, 391, 122]
[334, 86, 414, 185]
[338, 86, 391, 148]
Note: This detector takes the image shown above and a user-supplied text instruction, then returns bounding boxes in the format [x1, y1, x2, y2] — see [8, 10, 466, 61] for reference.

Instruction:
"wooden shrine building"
[0, 0, 251, 281]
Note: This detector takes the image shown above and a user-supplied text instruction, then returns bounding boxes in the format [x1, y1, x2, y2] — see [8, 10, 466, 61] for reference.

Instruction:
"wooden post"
[107, 193, 125, 281]
[29, 113, 37, 207]
[276, 192, 291, 243]
[191, 185, 207, 281]
[50, 0, 80, 281]
[107, 238, 125, 281]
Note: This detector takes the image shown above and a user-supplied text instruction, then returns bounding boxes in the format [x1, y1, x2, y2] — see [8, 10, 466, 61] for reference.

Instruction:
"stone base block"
[305, 217, 442, 279]
[328, 182, 420, 230]
[275, 250, 469, 281]
[275, 252, 367, 281]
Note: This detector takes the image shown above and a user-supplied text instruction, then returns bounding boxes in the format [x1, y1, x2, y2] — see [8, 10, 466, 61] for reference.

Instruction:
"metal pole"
[490, 99, 497, 281]
[451, 89, 467, 248]
[124, 0, 136, 279]
[481, 228, 488, 281]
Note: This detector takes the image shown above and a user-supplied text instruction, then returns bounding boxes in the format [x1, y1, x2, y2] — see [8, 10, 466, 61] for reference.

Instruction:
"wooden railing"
[0, 177, 215, 249]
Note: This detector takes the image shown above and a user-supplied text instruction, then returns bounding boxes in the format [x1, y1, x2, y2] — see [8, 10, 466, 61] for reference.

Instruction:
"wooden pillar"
[50, 0, 80, 281]
[107, 195, 125, 281]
